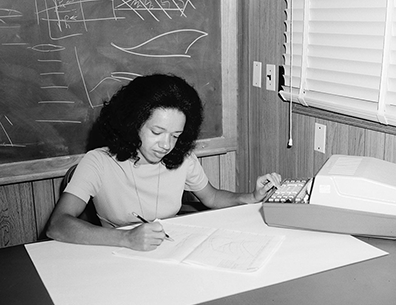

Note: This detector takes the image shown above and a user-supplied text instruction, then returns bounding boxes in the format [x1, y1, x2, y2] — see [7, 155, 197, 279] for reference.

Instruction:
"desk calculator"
[264, 178, 311, 203]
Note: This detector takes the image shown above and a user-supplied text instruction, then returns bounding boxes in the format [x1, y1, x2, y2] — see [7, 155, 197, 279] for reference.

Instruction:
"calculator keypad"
[266, 179, 308, 203]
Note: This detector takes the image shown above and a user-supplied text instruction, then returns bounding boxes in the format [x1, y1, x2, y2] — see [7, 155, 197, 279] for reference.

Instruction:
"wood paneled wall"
[237, 0, 288, 191]
[238, 0, 396, 191]
[0, 153, 235, 248]
[280, 113, 396, 178]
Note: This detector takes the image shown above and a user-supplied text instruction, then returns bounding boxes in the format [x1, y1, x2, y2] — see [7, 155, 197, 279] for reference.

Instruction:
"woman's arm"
[193, 172, 281, 209]
[46, 193, 167, 251]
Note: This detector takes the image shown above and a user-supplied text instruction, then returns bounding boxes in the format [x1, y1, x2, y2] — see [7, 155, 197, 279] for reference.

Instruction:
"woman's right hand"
[123, 222, 167, 251]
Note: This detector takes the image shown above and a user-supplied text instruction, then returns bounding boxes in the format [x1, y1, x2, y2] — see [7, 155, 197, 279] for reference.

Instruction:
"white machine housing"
[262, 155, 396, 239]
[310, 154, 396, 216]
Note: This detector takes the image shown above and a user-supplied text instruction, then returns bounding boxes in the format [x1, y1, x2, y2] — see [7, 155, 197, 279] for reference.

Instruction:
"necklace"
[129, 161, 161, 221]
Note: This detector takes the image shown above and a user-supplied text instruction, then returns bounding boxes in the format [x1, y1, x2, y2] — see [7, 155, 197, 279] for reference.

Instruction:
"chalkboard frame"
[0, 0, 238, 185]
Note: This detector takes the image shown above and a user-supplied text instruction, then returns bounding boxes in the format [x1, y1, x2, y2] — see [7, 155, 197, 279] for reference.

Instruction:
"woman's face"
[137, 108, 186, 165]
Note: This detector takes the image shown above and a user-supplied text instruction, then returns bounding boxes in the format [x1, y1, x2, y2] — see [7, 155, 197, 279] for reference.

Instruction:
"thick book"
[113, 223, 284, 273]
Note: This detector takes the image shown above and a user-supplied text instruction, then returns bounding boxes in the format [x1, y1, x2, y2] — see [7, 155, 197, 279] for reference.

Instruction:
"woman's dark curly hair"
[95, 74, 203, 169]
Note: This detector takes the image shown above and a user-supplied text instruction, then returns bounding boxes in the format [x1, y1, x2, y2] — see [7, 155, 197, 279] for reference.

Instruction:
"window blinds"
[280, 0, 396, 126]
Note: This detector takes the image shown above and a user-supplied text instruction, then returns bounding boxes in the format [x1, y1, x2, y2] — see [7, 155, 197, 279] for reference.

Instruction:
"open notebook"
[113, 223, 285, 273]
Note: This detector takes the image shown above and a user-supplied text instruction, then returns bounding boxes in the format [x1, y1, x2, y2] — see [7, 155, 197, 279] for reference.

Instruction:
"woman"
[47, 74, 281, 251]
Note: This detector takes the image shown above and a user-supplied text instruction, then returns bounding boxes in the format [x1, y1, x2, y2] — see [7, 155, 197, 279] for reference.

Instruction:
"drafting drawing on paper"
[114, 223, 285, 272]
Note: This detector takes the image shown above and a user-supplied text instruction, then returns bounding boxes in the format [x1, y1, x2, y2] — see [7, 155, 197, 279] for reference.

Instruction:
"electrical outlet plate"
[314, 123, 326, 153]
[253, 61, 262, 88]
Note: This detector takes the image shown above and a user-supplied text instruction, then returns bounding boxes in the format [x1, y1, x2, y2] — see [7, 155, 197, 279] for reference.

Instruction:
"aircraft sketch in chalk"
[111, 29, 208, 58]
[29, 44, 65, 52]
[90, 72, 142, 93]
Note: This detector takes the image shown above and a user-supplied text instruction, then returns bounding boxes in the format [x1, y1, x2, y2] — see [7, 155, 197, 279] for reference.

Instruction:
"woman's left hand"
[253, 172, 282, 202]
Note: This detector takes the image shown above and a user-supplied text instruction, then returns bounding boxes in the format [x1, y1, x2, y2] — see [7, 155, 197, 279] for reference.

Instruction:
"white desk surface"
[26, 204, 387, 305]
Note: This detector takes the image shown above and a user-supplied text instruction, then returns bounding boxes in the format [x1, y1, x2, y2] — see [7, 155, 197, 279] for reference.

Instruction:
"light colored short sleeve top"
[65, 148, 208, 226]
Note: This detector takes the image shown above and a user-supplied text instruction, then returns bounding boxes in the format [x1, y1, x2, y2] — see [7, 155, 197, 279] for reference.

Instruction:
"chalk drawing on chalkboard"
[35, 120, 82, 124]
[0, 8, 22, 20]
[40, 85, 68, 89]
[114, 0, 196, 21]
[111, 29, 208, 58]
[74, 46, 100, 109]
[91, 72, 142, 93]
[0, 0, 221, 163]
[36, 0, 199, 42]
[29, 44, 65, 52]
[0, 116, 26, 148]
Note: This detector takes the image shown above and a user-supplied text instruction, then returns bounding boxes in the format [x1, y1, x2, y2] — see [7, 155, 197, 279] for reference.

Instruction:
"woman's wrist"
[243, 192, 261, 204]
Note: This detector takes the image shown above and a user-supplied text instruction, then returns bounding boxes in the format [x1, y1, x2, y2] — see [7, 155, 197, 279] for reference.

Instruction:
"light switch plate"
[266, 64, 276, 91]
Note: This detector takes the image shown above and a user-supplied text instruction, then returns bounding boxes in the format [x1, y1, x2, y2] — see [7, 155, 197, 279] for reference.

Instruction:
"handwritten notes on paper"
[113, 223, 285, 273]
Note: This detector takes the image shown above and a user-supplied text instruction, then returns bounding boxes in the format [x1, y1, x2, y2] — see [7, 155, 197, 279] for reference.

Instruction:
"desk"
[1, 205, 395, 305]
[205, 237, 396, 305]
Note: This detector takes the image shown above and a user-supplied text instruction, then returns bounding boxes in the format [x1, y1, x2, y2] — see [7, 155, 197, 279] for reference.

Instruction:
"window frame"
[280, 0, 396, 131]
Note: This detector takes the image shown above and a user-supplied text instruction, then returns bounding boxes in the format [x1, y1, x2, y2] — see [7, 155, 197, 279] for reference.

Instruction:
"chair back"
[60, 164, 77, 193]
[60, 164, 101, 225]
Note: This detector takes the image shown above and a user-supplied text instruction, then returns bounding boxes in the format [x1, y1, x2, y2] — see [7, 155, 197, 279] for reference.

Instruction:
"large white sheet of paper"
[26, 204, 388, 305]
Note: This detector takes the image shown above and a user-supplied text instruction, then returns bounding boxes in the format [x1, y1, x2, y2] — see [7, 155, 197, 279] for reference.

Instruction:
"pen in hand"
[132, 212, 174, 242]
[263, 185, 277, 202]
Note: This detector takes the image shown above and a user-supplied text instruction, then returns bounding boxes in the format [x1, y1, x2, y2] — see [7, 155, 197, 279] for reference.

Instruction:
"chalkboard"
[0, 0, 222, 164]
